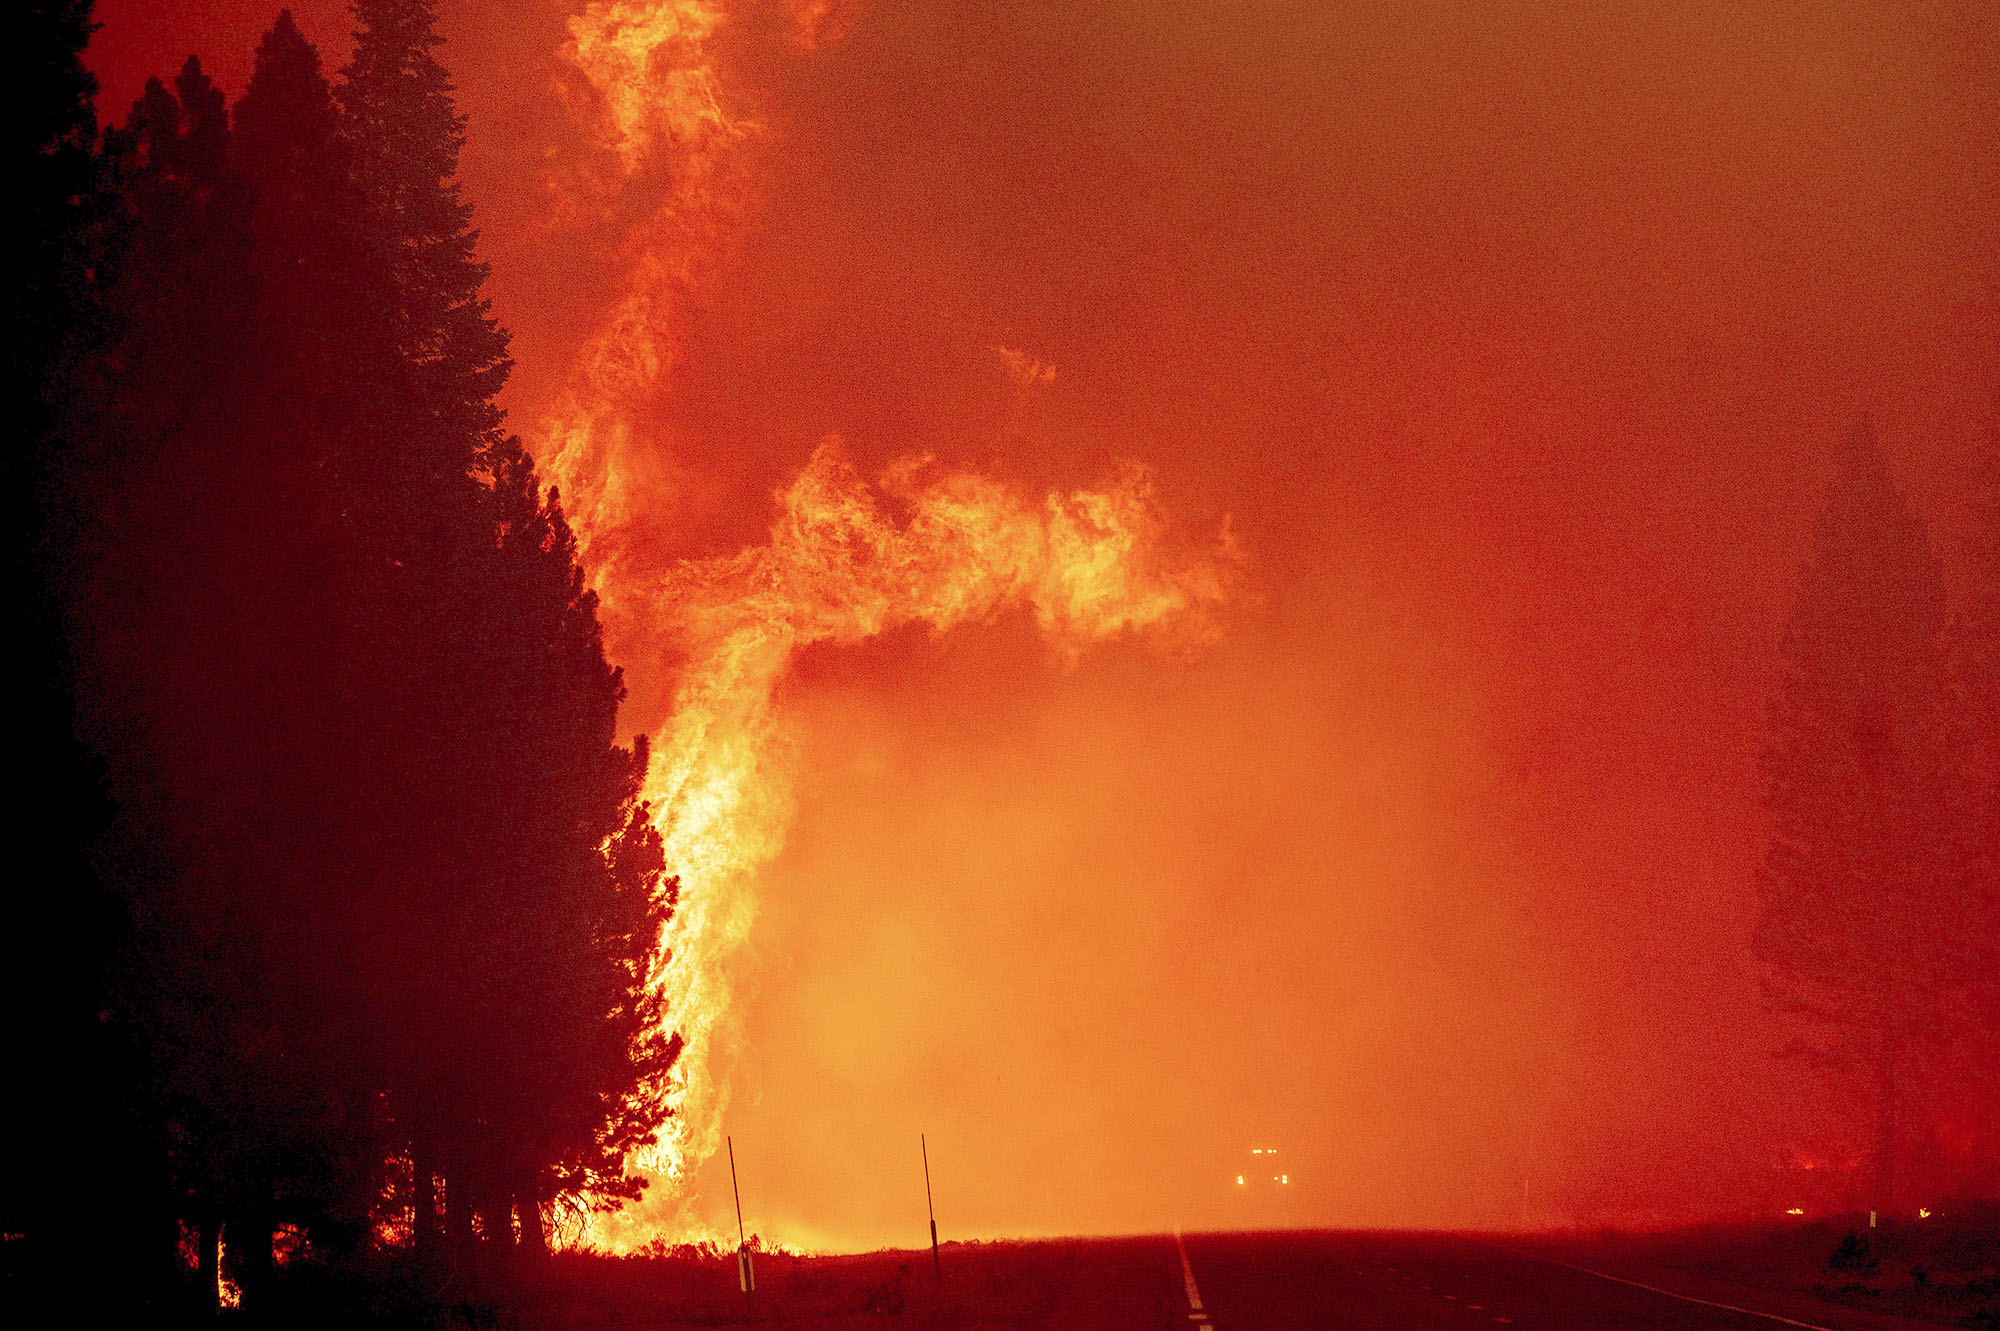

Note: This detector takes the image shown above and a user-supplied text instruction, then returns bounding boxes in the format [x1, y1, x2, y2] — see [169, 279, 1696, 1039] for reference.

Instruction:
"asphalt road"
[1170, 1231, 1950, 1331]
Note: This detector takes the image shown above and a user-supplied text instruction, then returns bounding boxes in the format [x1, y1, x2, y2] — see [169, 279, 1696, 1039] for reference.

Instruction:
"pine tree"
[87, 59, 313, 1313]
[337, 0, 509, 505]
[474, 440, 678, 1247]
[328, 0, 676, 1261]
[325, 0, 500, 1263]
[1, 2, 175, 1316]
[52, 8, 681, 1287]
[1948, 423, 2000, 1191]
[236, 11, 382, 376]
[1756, 417, 1963, 1214]
[74, 46, 408, 1307]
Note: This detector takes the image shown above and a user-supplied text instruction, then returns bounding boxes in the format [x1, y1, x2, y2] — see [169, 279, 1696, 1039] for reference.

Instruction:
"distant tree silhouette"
[1756, 418, 1965, 1214]
[1949, 423, 2000, 1189]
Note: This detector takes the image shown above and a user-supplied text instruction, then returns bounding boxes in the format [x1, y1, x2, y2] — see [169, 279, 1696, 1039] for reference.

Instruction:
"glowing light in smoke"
[783, 0, 858, 50]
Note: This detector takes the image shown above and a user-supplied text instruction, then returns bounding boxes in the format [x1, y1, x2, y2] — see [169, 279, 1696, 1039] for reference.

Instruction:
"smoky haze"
[89, 0, 2000, 1249]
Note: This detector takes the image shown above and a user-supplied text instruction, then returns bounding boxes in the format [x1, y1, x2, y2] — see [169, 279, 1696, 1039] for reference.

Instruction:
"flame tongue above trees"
[541, 2, 1239, 1247]
[543, 0, 760, 614]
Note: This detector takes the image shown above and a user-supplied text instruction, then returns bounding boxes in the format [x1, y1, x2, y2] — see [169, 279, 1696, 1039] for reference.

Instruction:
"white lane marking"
[1493, 1244, 1845, 1331]
[1173, 1227, 1208, 1319]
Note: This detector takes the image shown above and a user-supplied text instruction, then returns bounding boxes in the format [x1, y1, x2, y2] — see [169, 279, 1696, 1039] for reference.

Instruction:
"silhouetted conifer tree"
[475, 438, 678, 1248]
[35, 8, 679, 1300]
[337, 0, 509, 502]
[1756, 418, 1965, 1214]
[1948, 421, 2000, 1191]
[1, 2, 173, 1319]
[328, 0, 676, 1265]
[76, 57, 324, 1314]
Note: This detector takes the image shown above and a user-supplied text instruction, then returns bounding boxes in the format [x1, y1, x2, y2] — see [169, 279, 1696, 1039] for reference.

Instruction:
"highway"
[1168, 1231, 1950, 1331]
[566, 1226, 1966, 1329]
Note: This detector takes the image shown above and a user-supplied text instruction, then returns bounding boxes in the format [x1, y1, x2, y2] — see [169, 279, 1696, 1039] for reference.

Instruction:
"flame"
[540, 2, 794, 1245]
[217, 1238, 242, 1308]
[543, 0, 763, 618]
[539, 1, 1237, 1248]
[562, 0, 738, 173]
[586, 441, 1234, 1248]
[995, 346, 1058, 388]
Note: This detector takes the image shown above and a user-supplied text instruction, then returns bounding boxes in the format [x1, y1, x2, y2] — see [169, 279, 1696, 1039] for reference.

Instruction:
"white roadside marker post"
[729, 1136, 755, 1315]
[922, 1133, 941, 1279]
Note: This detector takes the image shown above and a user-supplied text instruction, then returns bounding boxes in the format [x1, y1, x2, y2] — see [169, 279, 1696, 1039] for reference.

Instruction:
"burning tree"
[1755, 417, 1966, 1215]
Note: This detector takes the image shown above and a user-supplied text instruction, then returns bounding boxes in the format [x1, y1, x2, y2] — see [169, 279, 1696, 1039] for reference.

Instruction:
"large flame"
[542, 0, 759, 614]
[538, 2, 1238, 1246]
[597, 443, 1234, 1246]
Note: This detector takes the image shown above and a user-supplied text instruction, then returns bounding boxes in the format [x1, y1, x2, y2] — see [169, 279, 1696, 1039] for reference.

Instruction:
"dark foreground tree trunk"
[413, 1139, 439, 1260]
[517, 1195, 547, 1263]
[478, 1196, 513, 1277]
[233, 1206, 274, 1310]
[445, 1170, 476, 1277]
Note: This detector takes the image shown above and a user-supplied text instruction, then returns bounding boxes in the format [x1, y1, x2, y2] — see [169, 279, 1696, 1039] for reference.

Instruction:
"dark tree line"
[5, 1, 677, 1320]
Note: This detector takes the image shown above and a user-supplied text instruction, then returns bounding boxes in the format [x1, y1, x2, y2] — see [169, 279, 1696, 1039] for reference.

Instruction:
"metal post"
[922, 1133, 940, 1278]
[729, 1137, 755, 1311]
[730, 1136, 746, 1247]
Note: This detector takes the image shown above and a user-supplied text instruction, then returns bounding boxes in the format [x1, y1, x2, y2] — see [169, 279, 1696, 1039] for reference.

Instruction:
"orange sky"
[88, 0, 2000, 1248]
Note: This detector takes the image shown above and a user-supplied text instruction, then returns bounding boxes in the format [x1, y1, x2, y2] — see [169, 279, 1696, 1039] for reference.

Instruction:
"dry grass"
[495, 1235, 1179, 1331]
[1526, 1203, 2000, 1327]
